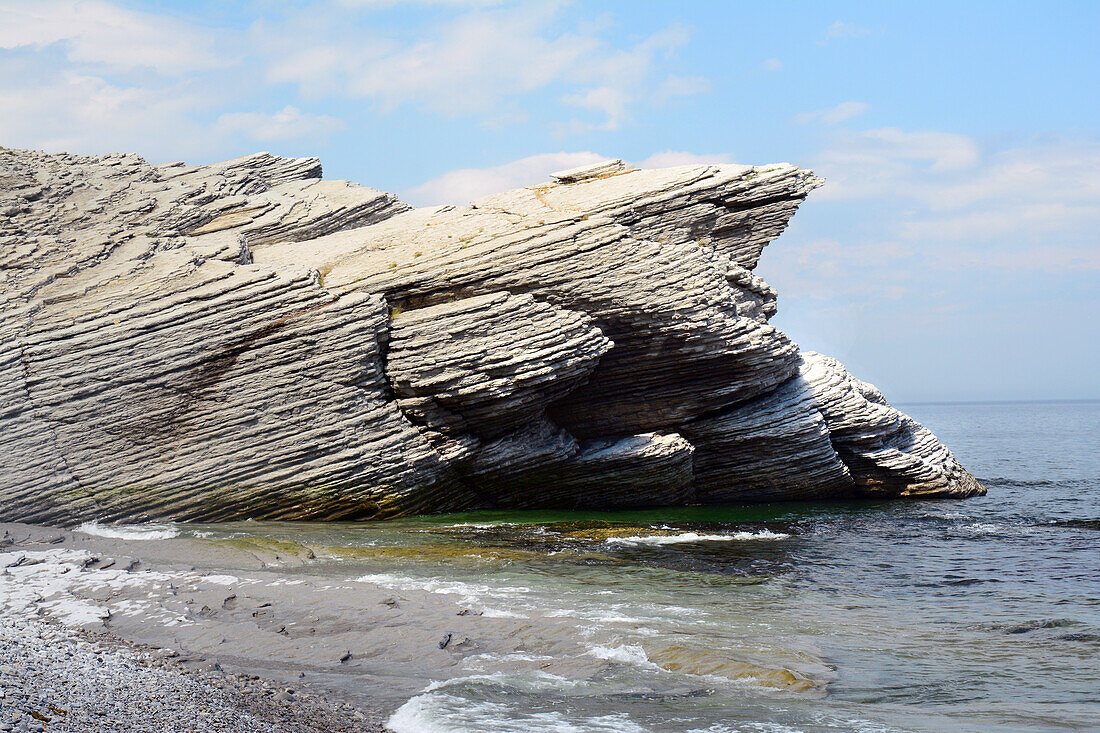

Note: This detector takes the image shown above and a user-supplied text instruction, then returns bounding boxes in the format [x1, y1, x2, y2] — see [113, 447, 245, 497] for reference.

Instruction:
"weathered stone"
[0, 145, 984, 524]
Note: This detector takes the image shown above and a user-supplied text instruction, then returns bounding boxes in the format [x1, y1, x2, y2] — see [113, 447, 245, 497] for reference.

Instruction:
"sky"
[2, 0, 1097, 402]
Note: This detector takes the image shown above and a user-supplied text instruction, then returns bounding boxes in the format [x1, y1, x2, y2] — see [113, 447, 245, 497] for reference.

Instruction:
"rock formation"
[0, 148, 984, 524]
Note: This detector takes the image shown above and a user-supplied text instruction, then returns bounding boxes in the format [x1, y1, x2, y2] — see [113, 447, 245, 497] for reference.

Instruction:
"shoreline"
[0, 522, 417, 732]
[1, 518, 639, 731]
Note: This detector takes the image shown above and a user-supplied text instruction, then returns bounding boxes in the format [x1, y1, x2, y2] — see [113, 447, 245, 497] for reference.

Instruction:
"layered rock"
[0, 147, 984, 524]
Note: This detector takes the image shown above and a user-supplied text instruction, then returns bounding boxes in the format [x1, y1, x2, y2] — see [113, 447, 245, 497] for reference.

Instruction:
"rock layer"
[0, 149, 984, 524]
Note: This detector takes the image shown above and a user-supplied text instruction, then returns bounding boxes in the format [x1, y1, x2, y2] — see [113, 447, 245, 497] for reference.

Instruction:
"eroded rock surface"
[0, 148, 984, 523]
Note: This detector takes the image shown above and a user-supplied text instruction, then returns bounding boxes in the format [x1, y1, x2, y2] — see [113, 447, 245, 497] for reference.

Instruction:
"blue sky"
[2, 0, 1097, 401]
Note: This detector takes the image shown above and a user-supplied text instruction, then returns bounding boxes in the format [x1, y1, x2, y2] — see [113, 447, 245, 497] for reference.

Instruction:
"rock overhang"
[0, 146, 982, 524]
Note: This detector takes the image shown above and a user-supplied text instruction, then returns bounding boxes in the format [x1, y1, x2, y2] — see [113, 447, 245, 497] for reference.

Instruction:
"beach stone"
[0, 147, 984, 523]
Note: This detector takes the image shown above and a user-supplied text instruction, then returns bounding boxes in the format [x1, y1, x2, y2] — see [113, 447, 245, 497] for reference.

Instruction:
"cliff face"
[0, 148, 984, 524]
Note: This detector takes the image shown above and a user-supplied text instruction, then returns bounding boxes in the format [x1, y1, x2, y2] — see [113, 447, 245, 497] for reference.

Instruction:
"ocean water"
[164, 401, 1100, 732]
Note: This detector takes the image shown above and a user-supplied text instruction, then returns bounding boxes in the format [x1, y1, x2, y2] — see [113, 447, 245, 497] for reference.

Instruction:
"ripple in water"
[189, 401, 1100, 732]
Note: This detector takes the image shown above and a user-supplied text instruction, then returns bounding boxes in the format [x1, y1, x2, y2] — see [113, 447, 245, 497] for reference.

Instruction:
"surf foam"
[76, 521, 180, 541]
[605, 530, 790, 546]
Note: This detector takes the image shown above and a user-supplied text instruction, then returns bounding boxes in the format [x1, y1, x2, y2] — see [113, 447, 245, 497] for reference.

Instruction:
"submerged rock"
[0, 147, 984, 523]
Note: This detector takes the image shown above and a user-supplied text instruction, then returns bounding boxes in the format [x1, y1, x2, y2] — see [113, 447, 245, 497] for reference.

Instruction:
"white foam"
[0, 547, 240, 630]
[461, 652, 557, 671]
[355, 572, 532, 617]
[964, 522, 1002, 534]
[686, 725, 805, 733]
[584, 644, 663, 671]
[546, 608, 648, 624]
[355, 572, 531, 596]
[437, 522, 526, 529]
[960, 522, 1032, 537]
[76, 521, 180, 541]
[605, 530, 790, 546]
[480, 607, 527, 618]
[420, 671, 579, 694]
[388, 690, 648, 733]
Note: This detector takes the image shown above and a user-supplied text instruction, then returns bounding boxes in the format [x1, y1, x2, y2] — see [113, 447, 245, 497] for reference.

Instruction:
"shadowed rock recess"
[0, 149, 985, 524]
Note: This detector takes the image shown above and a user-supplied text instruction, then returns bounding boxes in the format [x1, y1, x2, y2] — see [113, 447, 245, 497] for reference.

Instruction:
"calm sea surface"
[190, 401, 1100, 732]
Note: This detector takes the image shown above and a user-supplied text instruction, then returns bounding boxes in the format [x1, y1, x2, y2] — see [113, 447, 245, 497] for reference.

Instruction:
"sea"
[100, 401, 1100, 732]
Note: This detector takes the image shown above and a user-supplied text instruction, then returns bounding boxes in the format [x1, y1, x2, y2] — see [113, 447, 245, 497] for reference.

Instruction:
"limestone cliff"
[0, 149, 984, 524]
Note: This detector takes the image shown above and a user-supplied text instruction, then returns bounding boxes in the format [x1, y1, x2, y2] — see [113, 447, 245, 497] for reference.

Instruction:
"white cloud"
[0, 71, 208, 159]
[636, 151, 733, 168]
[263, 5, 703, 131]
[814, 127, 982, 202]
[338, 0, 506, 6]
[403, 151, 606, 206]
[403, 149, 734, 206]
[794, 101, 870, 125]
[654, 74, 711, 101]
[927, 242, 1099, 272]
[810, 129, 1100, 252]
[759, 58, 784, 72]
[0, 75, 339, 160]
[0, 0, 226, 74]
[761, 238, 915, 301]
[215, 106, 346, 142]
[824, 21, 870, 41]
[561, 87, 632, 131]
[1, 0, 707, 162]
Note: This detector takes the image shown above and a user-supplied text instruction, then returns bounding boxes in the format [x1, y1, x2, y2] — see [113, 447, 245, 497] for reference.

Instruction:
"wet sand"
[0, 521, 493, 731]
[0, 521, 613, 731]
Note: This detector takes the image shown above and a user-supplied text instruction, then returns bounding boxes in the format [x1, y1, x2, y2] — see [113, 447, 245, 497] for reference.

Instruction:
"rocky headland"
[0, 148, 984, 524]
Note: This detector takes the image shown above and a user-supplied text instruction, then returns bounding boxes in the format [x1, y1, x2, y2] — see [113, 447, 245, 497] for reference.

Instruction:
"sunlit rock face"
[0, 149, 984, 524]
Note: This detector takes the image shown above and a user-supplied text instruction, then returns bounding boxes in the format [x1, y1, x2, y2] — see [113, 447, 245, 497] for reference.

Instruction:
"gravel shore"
[0, 523, 409, 732]
[0, 616, 389, 732]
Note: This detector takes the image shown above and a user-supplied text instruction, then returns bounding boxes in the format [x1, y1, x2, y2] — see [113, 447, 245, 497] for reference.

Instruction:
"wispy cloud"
[654, 74, 712, 102]
[338, 0, 506, 7]
[403, 149, 734, 205]
[759, 58, 784, 72]
[560, 87, 633, 131]
[0, 0, 707, 159]
[794, 101, 870, 125]
[0, 70, 208, 158]
[0, 0, 227, 74]
[262, 5, 701, 132]
[814, 127, 981, 202]
[813, 129, 1100, 249]
[404, 151, 607, 205]
[761, 238, 915, 301]
[636, 150, 733, 168]
[215, 106, 346, 142]
[823, 21, 870, 42]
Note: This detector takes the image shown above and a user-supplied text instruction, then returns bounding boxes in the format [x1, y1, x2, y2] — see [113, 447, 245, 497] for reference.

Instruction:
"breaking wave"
[76, 521, 180, 541]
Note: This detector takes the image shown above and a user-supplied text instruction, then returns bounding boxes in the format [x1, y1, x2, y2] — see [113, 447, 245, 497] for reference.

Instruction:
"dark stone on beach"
[439, 633, 453, 649]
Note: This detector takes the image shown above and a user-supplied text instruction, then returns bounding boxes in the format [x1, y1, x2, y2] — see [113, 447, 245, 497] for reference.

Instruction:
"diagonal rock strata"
[0, 148, 984, 524]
